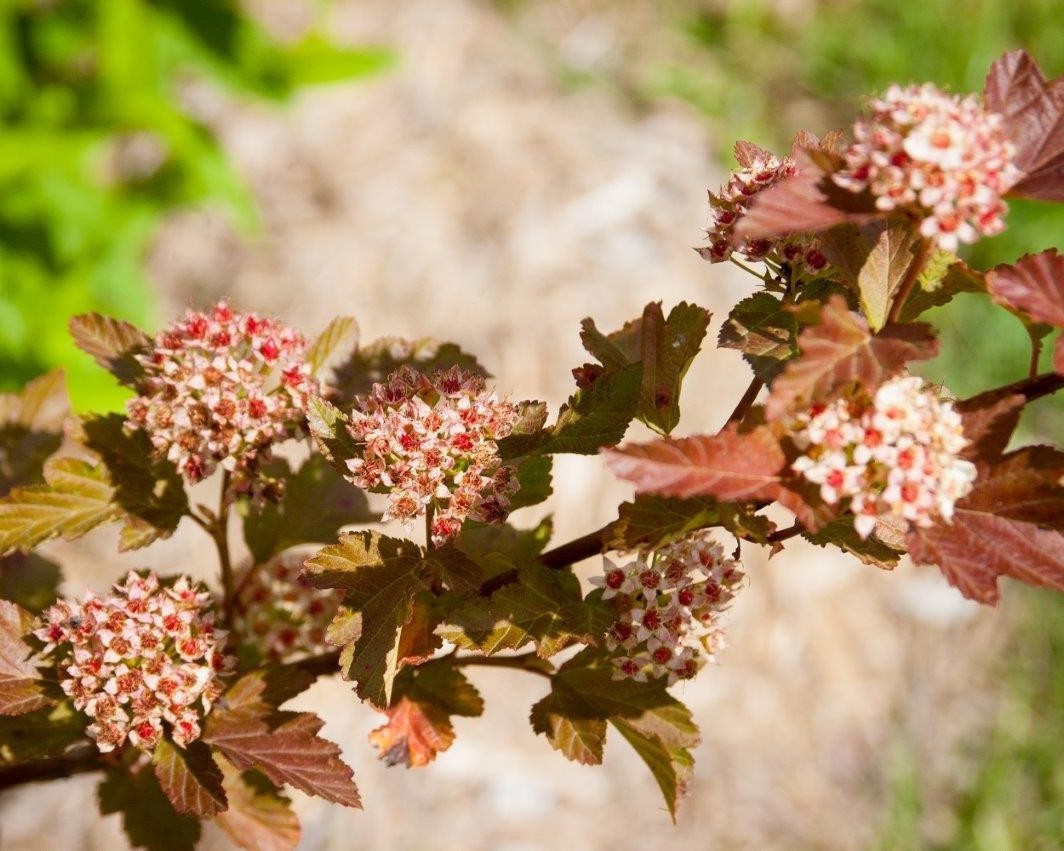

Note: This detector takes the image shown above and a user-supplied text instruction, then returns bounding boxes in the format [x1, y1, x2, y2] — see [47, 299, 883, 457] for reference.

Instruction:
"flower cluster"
[594, 534, 744, 685]
[35, 571, 227, 753]
[126, 301, 318, 494]
[702, 142, 830, 276]
[834, 83, 1020, 251]
[233, 549, 343, 663]
[791, 375, 978, 539]
[345, 365, 520, 545]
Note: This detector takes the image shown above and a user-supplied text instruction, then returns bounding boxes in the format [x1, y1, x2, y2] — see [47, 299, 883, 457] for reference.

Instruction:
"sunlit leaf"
[68, 313, 151, 387]
[214, 756, 300, 851]
[0, 599, 48, 715]
[152, 739, 227, 817]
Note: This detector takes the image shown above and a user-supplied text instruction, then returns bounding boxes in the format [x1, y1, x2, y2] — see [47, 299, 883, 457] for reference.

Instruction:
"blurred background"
[2, 0, 1064, 848]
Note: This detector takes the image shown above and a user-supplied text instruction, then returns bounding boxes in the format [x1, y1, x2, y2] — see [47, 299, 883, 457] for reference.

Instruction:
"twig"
[1029, 334, 1043, 379]
[767, 522, 803, 545]
[0, 749, 104, 792]
[725, 376, 764, 426]
[886, 236, 934, 325]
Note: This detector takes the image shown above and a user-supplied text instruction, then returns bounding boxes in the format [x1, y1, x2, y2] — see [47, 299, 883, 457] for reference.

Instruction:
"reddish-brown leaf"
[964, 446, 1064, 530]
[602, 424, 785, 501]
[956, 390, 1026, 461]
[204, 670, 361, 808]
[984, 50, 1064, 201]
[151, 739, 227, 817]
[369, 697, 455, 768]
[734, 149, 880, 242]
[0, 599, 48, 715]
[214, 756, 301, 851]
[908, 513, 1064, 605]
[764, 295, 939, 420]
[986, 249, 1064, 327]
[68, 313, 151, 387]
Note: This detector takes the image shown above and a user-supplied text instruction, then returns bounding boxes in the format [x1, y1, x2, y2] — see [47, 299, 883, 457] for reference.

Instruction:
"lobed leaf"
[0, 370, 69, 495]
[69, 313, 151, 387]
[718, 292, 799, 382]
[214, 757, 301, 851]
[764, 295, 938, 420]
[0, 551, 61, 613]
[605, 494, 774, 550]
[242, 454, 376, 563]
[204, 669, 361, 808]
[303, 532, 429, 706]
[152, 738, 228, 817]
[986, 249, 1064, 372]
[0, 599, 49, 715]
[540, 364, 642, 454]
[603, 424, 785, 502]
[984, 50, 1064, 201]
[956, 389, 1027, 461]
[98, 766, 202, 851]
[898, 258, 985, 321]
[305, 395, 363, 477]
[0, 457, 121, 556]
[529, 648, 700, 820]
[802, 516, 903, 569]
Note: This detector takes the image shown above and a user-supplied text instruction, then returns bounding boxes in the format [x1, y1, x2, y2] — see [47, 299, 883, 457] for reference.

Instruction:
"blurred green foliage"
[0, 0, 391, 411]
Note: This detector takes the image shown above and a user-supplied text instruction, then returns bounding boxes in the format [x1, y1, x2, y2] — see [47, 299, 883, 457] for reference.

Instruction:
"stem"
[767, 522, 803, 545]
[725, 376, 764, 426]
[214, 471, 236, 625]
[425, 504, 436, 551]
[0, 749, 103, 792]
[539, 527, 610, 570]
[1029, 334, 1043, 378]
[452, 651, 554, 679]
[729, 256, 768, 281]
[969, 371, 1064, 406]
[886, 236, 934, 325]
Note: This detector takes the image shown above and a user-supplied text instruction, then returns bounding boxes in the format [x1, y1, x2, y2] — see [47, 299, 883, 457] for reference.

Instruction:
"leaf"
[984, 50, 1064, 201]
[0, 552, 61, 614]
[508, 454, 553, 511]
[603, 424, 785, 502]
[496, 400, 551, 460]
[331, 336, 489, 403]
[956, 389, 1027, 461]
[203, 669, 362, 808]
[305, 396, 363, 477]
[99, 766, 202, 851]
[0, 370, 69, 495]
[214, 756, 301, 851]
[242, 454, 376, 563]
[303, 532, 429, 706]
[438, 563, 604, 658]
[718, 292, 799, 382]
[734, 148, 879, 242]
[898, 259, 985, 321]
[819, 219, 922, 330]
[986, 249, 1064, 327]
[369, 664, 483, 768]
[305, 316, 360, 382]
[0, 458, 121, 556]
[152, 738, 228, 817]
[803, 516, 903, 569]
[0, 599, 48, 715]
[540, 364, 642, 454]
[582, 303, 712, 435]
[69, 313, 151, 387]
[0, 702, 86, 763]
[606, 494, 774, 550]
[529, 648, 700, 820]
[79, 415, 189, 549]
[764, 295, 939, 420]
[964, 446, 1064, 530]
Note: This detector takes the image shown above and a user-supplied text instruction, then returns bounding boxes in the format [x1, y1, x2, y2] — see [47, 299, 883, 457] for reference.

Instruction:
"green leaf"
[540, 364, 641, 454]
[0, 702, 86, 764]
[68, 313, 151, 388]
[79, 414, 188, 549]
[0, 599, 48, 715]
[283, 37, 394, 88]
[803, 516, 903, 569]
[456, 518, 554, 577]
[718, 292, 799, 382]
[530, 648, 699, 820]
[304, 315, 360, 382]
[214, 756, 301, 851]
[508, 454, 553, 511]
[606, 494, 774, 550]
[0, 457, 121, 556]
[203, 669, 361, 808]
[899, 258, 984, 321]
[152, 738, 228, 817]
[242, 454, 376, 563]
[0, 369, 69, 495]
[98, 765, 202, 851]
[303, 532, 430, 706]
[438, 563, 607, 658]
[332, 336, 489, 404]
[305, 396, 362, 477]
[0, 552, 61, 613]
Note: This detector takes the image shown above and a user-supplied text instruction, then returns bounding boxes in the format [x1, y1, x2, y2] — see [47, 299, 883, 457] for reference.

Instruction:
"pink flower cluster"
[233, 549, 343, 663]
[345, 365, 520, 545]
[593, 534, 744, 685]
[35, 571, 227, 754]
[791, 375, 978, 539]
[126, 301, 318, 493]
[703, 143, 829, 276]
[834, 83, 1020, 251]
